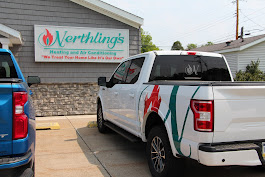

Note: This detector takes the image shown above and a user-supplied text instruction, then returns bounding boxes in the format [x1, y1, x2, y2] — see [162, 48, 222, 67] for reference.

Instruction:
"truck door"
[118, 57, 145, 133]
[103, 60, 131, 122]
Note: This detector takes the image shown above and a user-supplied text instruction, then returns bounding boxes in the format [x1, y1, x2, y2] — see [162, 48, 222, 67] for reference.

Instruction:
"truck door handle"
[114, 92, 118, 96]
[129, 93, 134, 98]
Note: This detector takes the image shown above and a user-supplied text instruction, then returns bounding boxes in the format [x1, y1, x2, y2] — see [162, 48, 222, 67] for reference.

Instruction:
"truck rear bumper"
[198, 143, 263, 166]
[0, 150, 32, 170]
[199, 150, 261, 166]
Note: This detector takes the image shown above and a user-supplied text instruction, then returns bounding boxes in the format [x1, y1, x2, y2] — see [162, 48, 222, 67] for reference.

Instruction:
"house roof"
[0, 24, 22, 46]
[193, 33, 265, 54]
[70, 0, 144, 28]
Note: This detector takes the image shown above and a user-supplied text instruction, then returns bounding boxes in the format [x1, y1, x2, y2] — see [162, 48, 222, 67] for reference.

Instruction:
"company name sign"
[34, 25, 129, 63]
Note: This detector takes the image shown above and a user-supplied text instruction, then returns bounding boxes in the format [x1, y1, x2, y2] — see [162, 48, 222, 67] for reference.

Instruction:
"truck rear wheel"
[20, 168, 34, 177]
[146, 126, 184, 177]
[97, 103, 108, 133]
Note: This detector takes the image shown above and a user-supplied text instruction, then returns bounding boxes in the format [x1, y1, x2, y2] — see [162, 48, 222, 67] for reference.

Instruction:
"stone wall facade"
[30, 83, 99, 117]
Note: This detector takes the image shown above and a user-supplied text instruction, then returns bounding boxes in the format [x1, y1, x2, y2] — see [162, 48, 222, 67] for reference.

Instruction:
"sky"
[101, 0, 265, 50]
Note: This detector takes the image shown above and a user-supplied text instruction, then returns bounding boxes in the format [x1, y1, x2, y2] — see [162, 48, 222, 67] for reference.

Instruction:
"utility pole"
[236, 0, 239, 40]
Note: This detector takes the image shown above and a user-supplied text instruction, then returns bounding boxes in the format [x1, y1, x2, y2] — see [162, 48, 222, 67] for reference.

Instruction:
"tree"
[171, 41, 184, 50]
[205, 42, 214, 46]
[187, 43, 198, 50]
[235, 60, 265, 81]
[141, 28, 159, 53]
[200, 42, 214, 47]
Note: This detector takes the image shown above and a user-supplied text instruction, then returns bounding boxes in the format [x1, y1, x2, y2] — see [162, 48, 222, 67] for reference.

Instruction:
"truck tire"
[97, 103, 108, 133]
[146, 126, 184, 177]
[20, 168, 34, 177]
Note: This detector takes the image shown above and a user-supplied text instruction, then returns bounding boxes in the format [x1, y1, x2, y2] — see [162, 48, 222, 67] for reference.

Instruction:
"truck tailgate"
[0, 83, 13, 156]
[213, 85, 265, 143]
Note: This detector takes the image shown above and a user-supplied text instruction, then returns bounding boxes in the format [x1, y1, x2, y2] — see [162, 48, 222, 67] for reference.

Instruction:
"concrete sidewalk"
[35, 115, 150, 177]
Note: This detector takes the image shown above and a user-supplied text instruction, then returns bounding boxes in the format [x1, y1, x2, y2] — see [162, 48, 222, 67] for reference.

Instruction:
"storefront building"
[0, 0, 143, 116]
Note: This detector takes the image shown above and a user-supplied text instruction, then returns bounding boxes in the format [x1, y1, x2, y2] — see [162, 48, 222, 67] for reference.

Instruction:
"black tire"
[146, 126, 184, 177]
[251, 165, 265, 171]
[20, 168, 34, 177]
[32, 161, 35, 177]
[97, 103, 108, 133]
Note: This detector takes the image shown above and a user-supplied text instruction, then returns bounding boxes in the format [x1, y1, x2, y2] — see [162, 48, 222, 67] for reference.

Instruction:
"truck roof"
[153, 50, 223, 58]
[0, 49, 11, 54]
[122, 50, 223, 64]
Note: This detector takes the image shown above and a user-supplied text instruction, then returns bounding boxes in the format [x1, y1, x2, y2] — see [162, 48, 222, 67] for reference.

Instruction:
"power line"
[156, 10, 236, 45]
[159, 5, 265, 46]
[240, 10, 265, 29]
[196, 20, 237, 46]
[236, 0, 239, 40]
[157, 15, 236, 46]
[207, 21, 237, 43]
[155, 3, 235, 44]
[242, 6, 265, 18]
[152, 5, 265, 49]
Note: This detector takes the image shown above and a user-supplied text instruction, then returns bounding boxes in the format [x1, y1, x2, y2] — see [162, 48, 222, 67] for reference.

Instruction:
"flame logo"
[185, 64, 193, 75]
[128, 68, 136, 74]
[144, 85, 161, 117]
[42, 29, 53, 46]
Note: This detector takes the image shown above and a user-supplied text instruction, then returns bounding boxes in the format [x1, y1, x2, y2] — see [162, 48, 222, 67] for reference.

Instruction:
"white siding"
[223, 52, 238, 78]
[237, 41, 265, 72]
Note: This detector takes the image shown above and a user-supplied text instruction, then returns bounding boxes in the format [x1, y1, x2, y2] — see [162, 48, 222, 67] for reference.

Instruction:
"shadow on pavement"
[76, 127, 151, 177]
[183, 159, 265, 177]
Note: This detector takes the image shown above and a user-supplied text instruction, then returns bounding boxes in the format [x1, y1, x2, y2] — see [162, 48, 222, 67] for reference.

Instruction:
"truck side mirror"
[98, 77, 107, 86]
[27, 76, 41, 87]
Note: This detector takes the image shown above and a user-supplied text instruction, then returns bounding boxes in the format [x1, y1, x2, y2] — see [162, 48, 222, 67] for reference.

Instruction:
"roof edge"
[240, 36, 265, 51]
[0, 24, 22, 45]
[214, 47, 240, 54]
[215, 36, 265, 54]
[70, 0, 143, 28]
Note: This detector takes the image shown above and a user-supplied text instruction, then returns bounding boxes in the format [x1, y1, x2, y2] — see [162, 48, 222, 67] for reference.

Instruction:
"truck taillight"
[13, 92, 28, 140]
[191, 100, 214, 132]
[187, 52, 197, 55]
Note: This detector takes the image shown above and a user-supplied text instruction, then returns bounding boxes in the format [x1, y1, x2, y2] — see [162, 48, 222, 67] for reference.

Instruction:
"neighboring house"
[193, 34, 265, 77]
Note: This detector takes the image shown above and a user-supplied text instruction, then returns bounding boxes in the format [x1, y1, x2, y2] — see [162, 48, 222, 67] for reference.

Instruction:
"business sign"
[34, 25, 129, 63]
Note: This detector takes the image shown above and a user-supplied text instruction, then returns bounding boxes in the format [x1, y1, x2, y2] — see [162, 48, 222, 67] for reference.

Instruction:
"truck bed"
[146, 80, 265, 86]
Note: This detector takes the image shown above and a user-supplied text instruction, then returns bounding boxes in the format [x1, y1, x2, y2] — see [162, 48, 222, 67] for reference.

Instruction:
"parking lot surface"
[36, 115, 265, 177]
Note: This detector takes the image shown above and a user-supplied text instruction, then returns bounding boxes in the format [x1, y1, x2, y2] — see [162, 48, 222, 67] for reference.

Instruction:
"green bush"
[235, 60, 265, 81]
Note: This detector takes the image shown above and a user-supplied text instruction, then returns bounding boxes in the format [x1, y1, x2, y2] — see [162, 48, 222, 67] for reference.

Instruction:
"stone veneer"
[30, 83, 99, 117]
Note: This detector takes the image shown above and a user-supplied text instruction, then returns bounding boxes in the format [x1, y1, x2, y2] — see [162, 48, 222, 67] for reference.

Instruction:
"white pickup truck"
[97, 51, 265, 177]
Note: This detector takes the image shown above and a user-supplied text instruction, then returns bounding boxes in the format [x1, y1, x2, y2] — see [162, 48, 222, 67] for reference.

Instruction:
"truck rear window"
[0, 52, 18, 78]
[149, 55, 231, 81]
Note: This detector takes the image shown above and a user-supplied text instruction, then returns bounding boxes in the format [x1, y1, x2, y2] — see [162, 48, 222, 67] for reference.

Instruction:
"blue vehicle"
[0, 49, 40, 177]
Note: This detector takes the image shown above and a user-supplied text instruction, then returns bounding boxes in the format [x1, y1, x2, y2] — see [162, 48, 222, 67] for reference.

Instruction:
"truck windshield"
[149, 55, 231, 81]
[0, 52, 18, 78]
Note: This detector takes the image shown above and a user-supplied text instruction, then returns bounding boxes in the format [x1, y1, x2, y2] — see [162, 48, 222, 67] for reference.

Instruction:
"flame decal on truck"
[164, 86, 200, 157]
[141, 85, 200, 157]
[144, 85, 161, 117]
